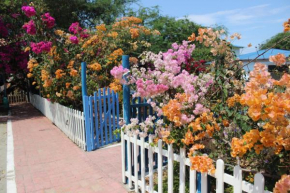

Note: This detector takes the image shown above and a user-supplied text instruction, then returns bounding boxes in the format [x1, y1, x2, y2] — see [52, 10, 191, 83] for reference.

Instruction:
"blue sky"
[137, 0, 290, 54]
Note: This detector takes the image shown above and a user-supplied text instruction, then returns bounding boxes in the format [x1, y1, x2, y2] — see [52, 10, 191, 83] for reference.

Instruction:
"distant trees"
[260, 32, 290, 50]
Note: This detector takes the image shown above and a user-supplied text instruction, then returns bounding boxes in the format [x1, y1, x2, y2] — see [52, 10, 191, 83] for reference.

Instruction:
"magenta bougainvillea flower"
[41, 13, 55, 29]
[69, 36, 79, 44]
[21, 6, 36, 17]
[22, 20, 36, 35]
[30, 41, 52, 54]
[68, 22, 82, 34]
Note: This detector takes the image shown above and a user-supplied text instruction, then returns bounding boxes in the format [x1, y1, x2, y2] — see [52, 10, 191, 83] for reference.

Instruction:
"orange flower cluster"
[27, 58, 38, 73]
[159, 130, 175, 144]
[231, 129, 261, 157]
[229, 62, 290, 157]
[55, 69, 65, 79]
[189, 155, 215, 174]
[96, 24, 106, 32]
[130, 28, 139, 39]
[226, 94, 241, 107]
[273, 175, 290, 193]
[269, 53, 286, 66]
[112, 17, 142, 28]
[88, 63, 102, 71]
[107, 49, 124, 65]
[162, 99, 182, 126]
[70, 68, 78, 77]
[109, 79, 122, 92]
[283, 18, 290, 32]
[129, 57, 138, 65]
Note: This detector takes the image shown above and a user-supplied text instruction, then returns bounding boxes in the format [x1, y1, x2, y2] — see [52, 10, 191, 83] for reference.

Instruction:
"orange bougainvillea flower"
[65, 82, 71, 89]
[55, 69, 65, 79]
[283, 19, 290, 32]
[27, 73, 33, 78]
[88, 63, 102, 71]
[73, 86, 80, 91]
[269, 53, 286, 66]
[273, 175, 290, 193]
[70, 68, 78, 77]
[188, 33, 196, 41]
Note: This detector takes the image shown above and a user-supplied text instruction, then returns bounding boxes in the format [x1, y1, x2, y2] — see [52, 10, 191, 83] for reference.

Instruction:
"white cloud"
[183, 4, 290, 27]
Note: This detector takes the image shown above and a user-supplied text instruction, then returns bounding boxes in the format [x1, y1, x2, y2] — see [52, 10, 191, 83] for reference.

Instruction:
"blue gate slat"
[103, 87, 108, 145]
[107, 88, 113, 144]
[98, 89, 104, 146]
[111, 90, 116, 142]
[116, 92, 120, 140]
[89, 96, 95, 150]
[94, 92, 99, 148]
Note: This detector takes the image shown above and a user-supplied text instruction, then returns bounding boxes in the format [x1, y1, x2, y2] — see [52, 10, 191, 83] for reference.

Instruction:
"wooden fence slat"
[253, 173, 264, 193]
[148, 135, 154, 193]
[107, 88, 113, 144]
[190, 169, 196, 193]
[121, 131, 126, 183]
[158, 139, 163, 193]
[112, 90, 116, 142]
[201, 173, 207, 193]
[134, 134, 138, 192]
[216, 159, 224, 193]
[234, 165, 242, 193]
[141, 137, 145, 193]
[168, 143, 174, 193]
[103, 88, 108, 145]
[179, 147, 186, 193]
[94, 92, 99, 148]
[127, 135, 132, 188]
[98, 89, 104, 146]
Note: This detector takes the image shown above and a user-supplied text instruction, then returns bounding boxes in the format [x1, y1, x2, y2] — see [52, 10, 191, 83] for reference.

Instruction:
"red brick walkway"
[11, 103, 127, 193]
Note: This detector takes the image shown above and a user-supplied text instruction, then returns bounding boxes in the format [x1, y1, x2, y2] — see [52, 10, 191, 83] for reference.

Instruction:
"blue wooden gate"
[82, 62, 120, 151]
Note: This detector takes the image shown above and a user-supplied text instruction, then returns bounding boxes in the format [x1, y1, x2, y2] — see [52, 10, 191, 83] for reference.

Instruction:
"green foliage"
[260, 32, 290, 50]
[44, 0, 137, 29]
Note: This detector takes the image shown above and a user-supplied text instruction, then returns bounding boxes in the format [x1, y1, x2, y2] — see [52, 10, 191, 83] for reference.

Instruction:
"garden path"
[11, 103, 127, 193]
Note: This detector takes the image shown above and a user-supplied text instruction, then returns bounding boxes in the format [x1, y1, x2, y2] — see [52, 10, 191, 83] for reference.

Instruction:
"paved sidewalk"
[11, 103, 127, 193]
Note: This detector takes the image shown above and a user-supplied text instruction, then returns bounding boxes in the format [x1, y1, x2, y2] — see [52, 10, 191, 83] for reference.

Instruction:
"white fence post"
[141, 137, 146, 193]
[234, 165, 243, 193]
[216, 159, 225, 193]
[179, 147, 186, 193]
[158, 139, 163, 193]
[148, 135, 154, 193]
[134, 134, 138, 192]
[168, 143, 174, 193]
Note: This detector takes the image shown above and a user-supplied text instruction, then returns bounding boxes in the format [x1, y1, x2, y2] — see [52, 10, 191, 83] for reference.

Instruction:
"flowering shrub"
[21, 3, 159, 109]
[112, 23, 290, 191]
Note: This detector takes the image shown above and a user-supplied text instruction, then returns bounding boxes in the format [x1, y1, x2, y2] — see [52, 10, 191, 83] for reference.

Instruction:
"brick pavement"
[10, 103, 128, 193]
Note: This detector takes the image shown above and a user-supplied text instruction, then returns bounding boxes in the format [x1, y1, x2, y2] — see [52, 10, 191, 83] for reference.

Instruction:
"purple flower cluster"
[69, 36, 79, 44]
[68, 22, 89, 39]
[30, 41, 52, 54]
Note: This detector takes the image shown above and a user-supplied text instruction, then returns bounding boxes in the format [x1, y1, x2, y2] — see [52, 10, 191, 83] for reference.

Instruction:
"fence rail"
[122, 132, 272, 193]
[29, 93, 86, 150]
[8, 91, 28, 104]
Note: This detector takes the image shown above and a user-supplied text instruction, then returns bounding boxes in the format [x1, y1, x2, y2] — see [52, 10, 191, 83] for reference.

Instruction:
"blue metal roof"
[239, 49, 290, 60]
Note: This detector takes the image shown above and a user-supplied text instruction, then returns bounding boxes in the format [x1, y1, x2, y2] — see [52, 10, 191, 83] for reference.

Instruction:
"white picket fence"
[29, 93, 86, 150]
[122, 132, 272, 193]
[8, 91, 28, 104]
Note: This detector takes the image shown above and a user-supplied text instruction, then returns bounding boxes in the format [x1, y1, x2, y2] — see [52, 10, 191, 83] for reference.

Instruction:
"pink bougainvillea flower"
[22, 20, 36, 35]
[30, 41, 52, 54]
[69, 36, 79, 44]
[41, 13, 55, 29]
[269, 53, 286, 66]
[68, 22, 82, 34]
[21, 6, 36, 17]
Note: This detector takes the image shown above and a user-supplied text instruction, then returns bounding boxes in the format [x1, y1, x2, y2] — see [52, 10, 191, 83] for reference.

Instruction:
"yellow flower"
[88, 63, 102, 71]
[32, 81, 36, 85]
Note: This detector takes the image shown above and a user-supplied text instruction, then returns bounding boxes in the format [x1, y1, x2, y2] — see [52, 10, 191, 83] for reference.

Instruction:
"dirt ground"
[0, 122, 7, 193]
